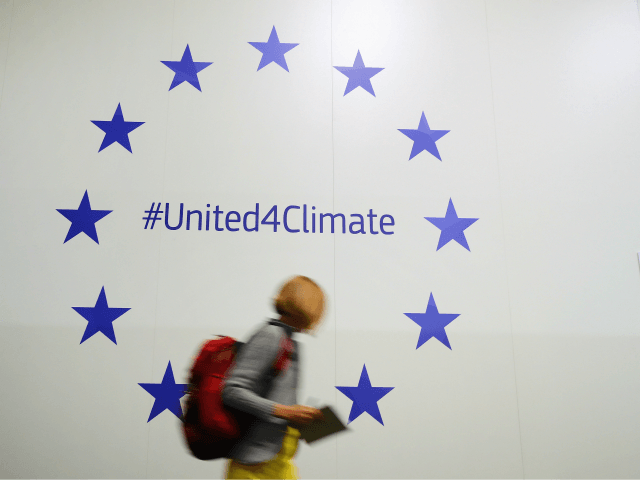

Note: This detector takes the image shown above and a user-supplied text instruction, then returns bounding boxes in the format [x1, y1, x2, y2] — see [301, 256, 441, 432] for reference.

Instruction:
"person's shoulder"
[252, 320, 287, 342]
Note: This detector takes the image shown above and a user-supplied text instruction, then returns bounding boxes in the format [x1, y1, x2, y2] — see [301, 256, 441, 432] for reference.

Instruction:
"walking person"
[222, 276, 326, 479]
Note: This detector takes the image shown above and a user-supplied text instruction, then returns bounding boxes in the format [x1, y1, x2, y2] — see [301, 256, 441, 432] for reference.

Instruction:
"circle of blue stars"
[58, 23, 482, 427]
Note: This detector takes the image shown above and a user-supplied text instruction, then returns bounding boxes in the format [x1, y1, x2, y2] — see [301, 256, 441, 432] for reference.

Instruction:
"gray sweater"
[221, 319, 299, 465]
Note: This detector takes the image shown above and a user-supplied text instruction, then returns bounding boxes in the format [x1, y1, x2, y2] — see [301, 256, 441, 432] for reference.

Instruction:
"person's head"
[273, 276, 326, 334]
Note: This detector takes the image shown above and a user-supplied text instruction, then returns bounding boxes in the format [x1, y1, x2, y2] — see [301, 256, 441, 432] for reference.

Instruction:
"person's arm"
[221, 324, 286, 423]
[273, 404, 323, 425]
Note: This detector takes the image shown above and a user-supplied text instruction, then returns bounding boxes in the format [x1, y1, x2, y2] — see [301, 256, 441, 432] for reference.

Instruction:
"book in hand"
[298, 406, 348, 444]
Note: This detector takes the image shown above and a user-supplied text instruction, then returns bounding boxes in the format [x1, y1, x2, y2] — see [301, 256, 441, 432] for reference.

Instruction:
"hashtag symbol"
[143, 202, 163, 229]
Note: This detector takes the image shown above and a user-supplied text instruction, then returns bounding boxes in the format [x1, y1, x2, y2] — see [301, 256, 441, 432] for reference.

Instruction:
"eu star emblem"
[91, 103, 144, 153]
[161, 44, 212, 91]
[249, 26, 298, 72]
[336, 364, 394, 425]
[56, 190, 112, 244]
[404, 293, 460, 349]
[425, 198, 478, 251]
[334, 50, 384, 97]
[72, 286, 130, 345]
[139, 362, 189, 422]
[398, 112, 450, 161]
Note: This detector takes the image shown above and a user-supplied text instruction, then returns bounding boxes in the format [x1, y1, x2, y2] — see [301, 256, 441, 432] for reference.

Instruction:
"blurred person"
[222, 275, 326, 479]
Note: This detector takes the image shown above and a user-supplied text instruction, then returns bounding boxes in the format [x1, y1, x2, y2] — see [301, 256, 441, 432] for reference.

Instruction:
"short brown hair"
[274, 276, 325, 330]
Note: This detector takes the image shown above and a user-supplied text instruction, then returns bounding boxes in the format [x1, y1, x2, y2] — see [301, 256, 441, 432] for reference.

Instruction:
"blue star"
[425, 198, 478, 251]
[91, 103, 144, 153]
[399, 112, 450, 161]
[336, 365, 394, 425]
[161, 44, 212, 91]
[404, 293, 460, 350]
[139, 362, 189, 422]
[334, 50, 384, 97]
[56, 190, 112, 244]
[72, 287, 130, 345]
[249, 26, 298, 72]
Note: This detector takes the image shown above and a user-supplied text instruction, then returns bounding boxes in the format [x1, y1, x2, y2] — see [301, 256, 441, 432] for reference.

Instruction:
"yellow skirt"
[225, 426, 301, 479]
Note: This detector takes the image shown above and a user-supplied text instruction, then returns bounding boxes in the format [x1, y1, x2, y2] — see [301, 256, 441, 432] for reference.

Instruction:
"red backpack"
[182, 329, 294, 460]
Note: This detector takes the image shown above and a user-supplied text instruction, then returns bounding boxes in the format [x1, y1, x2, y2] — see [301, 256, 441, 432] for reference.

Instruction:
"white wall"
[1, 0, 639, 478]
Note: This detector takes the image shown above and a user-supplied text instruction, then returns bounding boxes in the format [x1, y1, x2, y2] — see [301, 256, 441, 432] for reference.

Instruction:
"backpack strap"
[267, 319, 295, 377]
[273, 335, 294, 372]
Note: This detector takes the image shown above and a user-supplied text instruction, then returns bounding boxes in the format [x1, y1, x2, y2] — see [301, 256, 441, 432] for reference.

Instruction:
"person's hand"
[273, 404, 323, 425]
